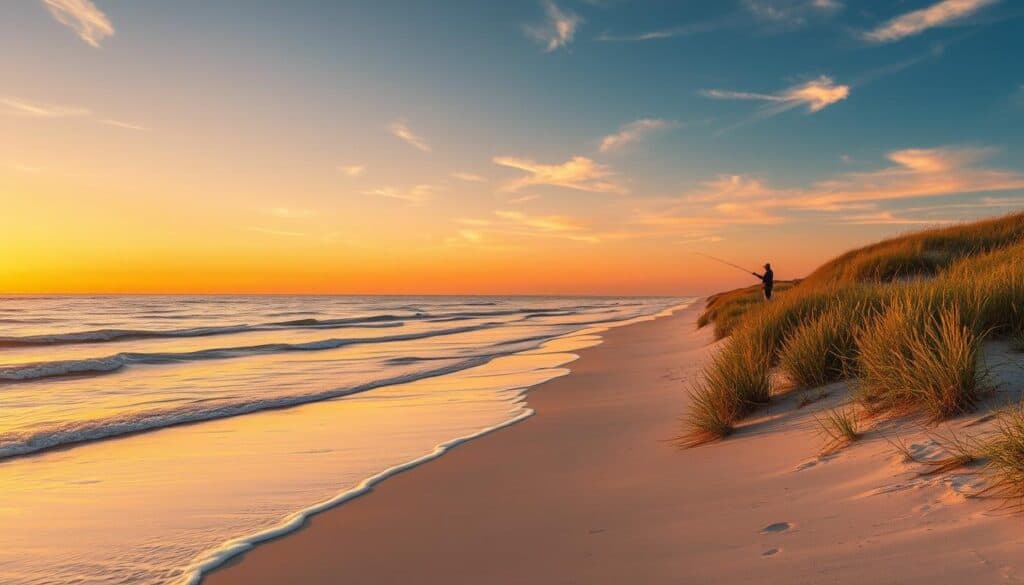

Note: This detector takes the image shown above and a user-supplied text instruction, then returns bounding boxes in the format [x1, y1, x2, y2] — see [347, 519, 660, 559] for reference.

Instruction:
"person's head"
[764, 263, 771, 270]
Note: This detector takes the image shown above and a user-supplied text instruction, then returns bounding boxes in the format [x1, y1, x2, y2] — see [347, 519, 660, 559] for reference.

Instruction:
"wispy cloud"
[681, 174, 778, 203]
[457, 229, 484, 242]
[101, 118, 147, 131]
[42, 0, 115, 48]
[791, 146, 1024, 208]
[263, 207, 315, 219]
[595, 15, 744, 42]
[493, 155, 626, 193]
[702, 75, 850, 114]
[599, 118, 675, 153]
[743, 0, 843, 30]
[388, 121, 431, 152]
[459, 210, 602, 243]
[834, 211, 954, 225]
[363, 184, 434, 203]
[495, 210, 586, 233]
[508, 194, 541, 204]
[597, 0, 839, 42]
[339, 164, 366, 177]
[524, 0, 581, 52]
[678, 234, 725, 245]
[450, 171, 486, 182]
[1, 96, 147, 131]
[631, 145, 1024, 232]
[633, 205, 786, 229]
[863, 0, 999, 43]
[0, 96, 90, 118]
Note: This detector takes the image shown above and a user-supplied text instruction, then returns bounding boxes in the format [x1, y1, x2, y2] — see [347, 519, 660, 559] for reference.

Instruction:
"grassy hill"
[686, 212, 1024, 446]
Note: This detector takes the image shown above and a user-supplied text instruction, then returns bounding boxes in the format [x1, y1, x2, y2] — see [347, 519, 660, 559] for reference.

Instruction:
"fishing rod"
[695, 252, 757, 276]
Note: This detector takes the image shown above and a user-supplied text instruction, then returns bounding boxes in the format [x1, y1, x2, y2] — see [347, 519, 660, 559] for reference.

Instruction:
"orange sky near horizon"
[6, 1, 1024, 296]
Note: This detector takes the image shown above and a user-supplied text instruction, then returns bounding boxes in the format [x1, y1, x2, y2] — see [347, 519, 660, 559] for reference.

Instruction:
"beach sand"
[205, 304, 1024, 585]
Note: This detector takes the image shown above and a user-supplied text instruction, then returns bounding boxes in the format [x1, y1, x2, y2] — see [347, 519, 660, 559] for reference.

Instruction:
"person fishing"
[752, 263, 774, 300]
[696, 253, 776, 301]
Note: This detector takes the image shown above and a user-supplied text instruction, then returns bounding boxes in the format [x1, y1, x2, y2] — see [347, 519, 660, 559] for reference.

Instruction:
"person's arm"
[752, 272, 763, 280]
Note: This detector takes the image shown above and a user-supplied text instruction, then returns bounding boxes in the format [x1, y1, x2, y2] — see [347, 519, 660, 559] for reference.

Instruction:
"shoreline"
[203, 302, 712, 584]
[186, 300, 692, 584]
[205, 302, 1024, 585]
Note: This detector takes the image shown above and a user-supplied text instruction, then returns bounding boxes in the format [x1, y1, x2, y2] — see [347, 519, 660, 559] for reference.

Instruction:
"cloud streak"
[42, 0, 115, 48]
[595, 15, 744, 42]
[339, 164, 366, 177]
[1, 96, 146, 131]
[493, 155, 625, 193]
[702, 75, 850, 114]
[596, 0, 840, 42]
[458, 210, 602, 243]
[101, 118, 147, 131]
[863, 0, 999, 43]
[632, 145, 1024, 232]
[0, 96, 90, 118]
[363, 184, 434, 203]
[389, 121, 431, 152]
[450, 172, 486, 182]
[524, 0, 581, 52]
[790, 146, 1024, 208]
[743, 0, 843, 29]
[599, 119, 675, 153]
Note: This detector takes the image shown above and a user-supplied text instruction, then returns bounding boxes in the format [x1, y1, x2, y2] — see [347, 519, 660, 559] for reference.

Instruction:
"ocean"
[0, 295, 688, 584]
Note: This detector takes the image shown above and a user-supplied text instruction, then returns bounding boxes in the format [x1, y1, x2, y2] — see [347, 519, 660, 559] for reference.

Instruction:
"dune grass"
[683, 213, 1024, 445]
[856, 300, 985, 421]
[815, 407, 860, 453]
[680, 333, 772, 446]
[979, 405, 1024, 510]
[778, 303, 858, 388]
[697, 280, 799, 339]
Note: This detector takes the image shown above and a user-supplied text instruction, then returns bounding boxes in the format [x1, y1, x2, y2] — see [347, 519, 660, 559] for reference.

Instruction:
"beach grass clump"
[778, 304, 858, 388]
[815, 407, 860, 453]
[721, 286, 846, 370]
[681, 381, 741, 447]
[979, 405, 1024, 510]
[856, 299, 984, 421]
[978, 405, 1024, 510]
[680, 334, 772, 446]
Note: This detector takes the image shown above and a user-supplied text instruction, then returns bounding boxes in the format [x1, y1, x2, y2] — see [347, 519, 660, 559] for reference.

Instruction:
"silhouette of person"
[752, 263, 774, 300]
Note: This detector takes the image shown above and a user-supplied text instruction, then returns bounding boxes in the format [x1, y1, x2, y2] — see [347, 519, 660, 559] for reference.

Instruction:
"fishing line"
[694, 252, 756, 275]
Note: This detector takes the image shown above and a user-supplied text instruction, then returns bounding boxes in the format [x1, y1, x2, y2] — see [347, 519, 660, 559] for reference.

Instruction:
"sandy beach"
[204, 304, 1024, 585]
[12, 4, 1024, 584]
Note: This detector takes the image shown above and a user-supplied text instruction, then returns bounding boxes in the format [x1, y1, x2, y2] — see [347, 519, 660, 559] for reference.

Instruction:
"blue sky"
[2, 1, 1024, 294]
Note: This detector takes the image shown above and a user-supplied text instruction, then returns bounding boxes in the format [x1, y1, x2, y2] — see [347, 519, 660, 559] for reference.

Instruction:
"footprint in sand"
[762, 548, 781, 557]
[761, 522, 793, 534]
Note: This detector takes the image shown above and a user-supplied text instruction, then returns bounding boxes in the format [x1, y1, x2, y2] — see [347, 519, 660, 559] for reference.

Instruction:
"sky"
[2, 0, 1023, 295]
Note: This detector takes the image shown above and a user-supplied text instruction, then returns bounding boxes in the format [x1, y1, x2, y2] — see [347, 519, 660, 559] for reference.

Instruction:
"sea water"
[0, 295, 687, 584]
